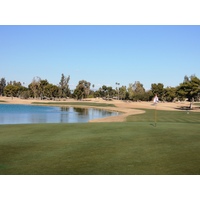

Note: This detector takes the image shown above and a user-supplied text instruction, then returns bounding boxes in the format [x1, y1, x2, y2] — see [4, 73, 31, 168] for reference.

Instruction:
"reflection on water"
[0, 104, 119, 124]
[60, 107, 70, 112]
[73, 107, 89, 115]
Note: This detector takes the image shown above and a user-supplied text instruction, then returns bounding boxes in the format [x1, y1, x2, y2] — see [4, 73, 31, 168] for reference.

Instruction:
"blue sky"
[0, 0, 200, 197]
[0, 25, 200, 90]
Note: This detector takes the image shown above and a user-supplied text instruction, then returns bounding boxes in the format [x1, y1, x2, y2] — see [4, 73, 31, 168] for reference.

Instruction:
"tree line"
[0, 74, 200, 102]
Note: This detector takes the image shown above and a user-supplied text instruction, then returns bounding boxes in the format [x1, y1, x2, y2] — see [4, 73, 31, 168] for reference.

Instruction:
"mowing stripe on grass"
[1, 122, 200, 175]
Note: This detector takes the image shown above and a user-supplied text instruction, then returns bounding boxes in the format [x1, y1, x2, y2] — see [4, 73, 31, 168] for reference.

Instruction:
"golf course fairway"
[1, 109, 200, 175]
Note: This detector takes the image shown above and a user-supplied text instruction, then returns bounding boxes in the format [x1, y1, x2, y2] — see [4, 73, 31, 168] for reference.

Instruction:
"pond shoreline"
[1, 96, 198, 122]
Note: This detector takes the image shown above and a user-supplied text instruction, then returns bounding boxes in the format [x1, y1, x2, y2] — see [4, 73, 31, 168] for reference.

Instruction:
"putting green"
[127, 109, 200, 123]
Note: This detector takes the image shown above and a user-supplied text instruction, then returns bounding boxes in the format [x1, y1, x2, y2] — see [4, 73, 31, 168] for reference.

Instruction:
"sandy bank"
[0, 96, 196, 122]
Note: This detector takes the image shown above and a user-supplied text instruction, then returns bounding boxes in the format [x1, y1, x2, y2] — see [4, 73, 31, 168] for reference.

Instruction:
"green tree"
[151, 83, 164, 100]
[183, 75, 190, 83]
[59, 74, 70, 98]
[133, 81, 145, 94]
[12, 81, 22, 87]
[93, 89, 101, 98]
[115, 82, 120, 100]
[73, 80, 91, 100]
[4, 80, 27, 98]
[128, 81, 145, 101]
[107, 86, 114, 98]
[177, 75, 200, 101]
[119, 86, 127, 100]
[28, 77, 41, 99]
[143, 90, 154, 101]
[100, 85, 108, 98]
[127, 83, 134, 100]
[39, 79, 49, 99]
[4, 85, 19, 97]
[93, 86, 106, 98]
[44, 84, 59, 99]
[20, 89, 30, 99]
[0, 77, 6, 96]
[88, 84, 96, 98]
[163, 87, 177, 102]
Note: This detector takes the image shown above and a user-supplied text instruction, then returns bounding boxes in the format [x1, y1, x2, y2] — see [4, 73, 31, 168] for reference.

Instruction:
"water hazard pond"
[0, 104, 120, 124]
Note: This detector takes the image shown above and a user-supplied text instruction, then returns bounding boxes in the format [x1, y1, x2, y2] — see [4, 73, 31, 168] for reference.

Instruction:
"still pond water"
[0, 104, 119, 124]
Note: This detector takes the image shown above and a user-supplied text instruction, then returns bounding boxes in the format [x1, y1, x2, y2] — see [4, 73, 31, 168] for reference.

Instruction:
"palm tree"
[116, 82, 120, 100]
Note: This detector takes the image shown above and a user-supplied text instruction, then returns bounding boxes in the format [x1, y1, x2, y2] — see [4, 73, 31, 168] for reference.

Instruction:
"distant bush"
[20, 91, 30, 99]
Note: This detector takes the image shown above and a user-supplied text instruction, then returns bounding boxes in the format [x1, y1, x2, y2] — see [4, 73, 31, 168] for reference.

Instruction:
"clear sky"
[0, 25, 200, 90]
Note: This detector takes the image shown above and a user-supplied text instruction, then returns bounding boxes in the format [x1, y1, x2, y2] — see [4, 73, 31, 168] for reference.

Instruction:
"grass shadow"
[150, 123, 157, 127]
[175, 106, 200, 111]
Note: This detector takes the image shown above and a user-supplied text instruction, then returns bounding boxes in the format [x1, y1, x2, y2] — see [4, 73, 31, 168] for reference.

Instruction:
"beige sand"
[0, 96, 198, 122]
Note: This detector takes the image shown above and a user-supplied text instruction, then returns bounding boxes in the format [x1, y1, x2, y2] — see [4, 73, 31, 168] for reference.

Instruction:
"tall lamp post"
[116, 82, 120, 100]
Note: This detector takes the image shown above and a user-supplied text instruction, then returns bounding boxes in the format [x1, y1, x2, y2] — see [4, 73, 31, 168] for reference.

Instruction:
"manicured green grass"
[127, 109, 200, 123]
[32, 101, 116, 107]
[1, 109, 200, 175]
